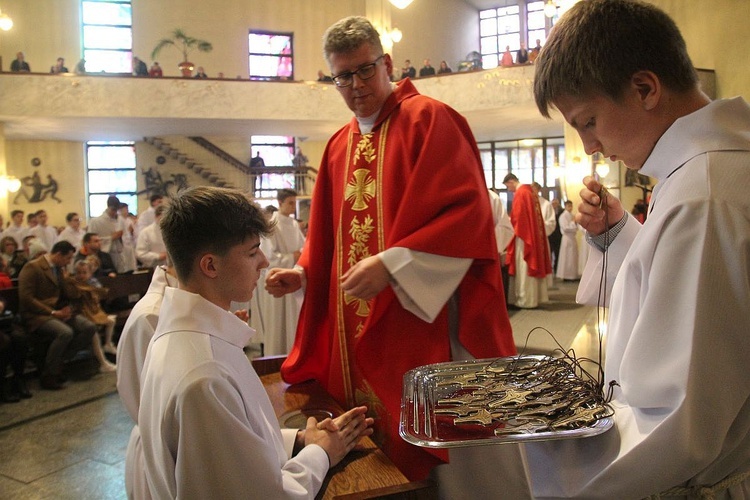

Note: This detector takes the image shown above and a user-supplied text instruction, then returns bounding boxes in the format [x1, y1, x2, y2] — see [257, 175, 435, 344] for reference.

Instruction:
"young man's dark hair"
[106, 195, 120, 208]
[82, 232, 98, 245]
[65, 212, 78, 223]
[534, 0, 698, 118]
[502, 173, 519, 184]
[50, 240, 75, 256]
[276, 188, 298, 203]
[160, 186, 273, 283]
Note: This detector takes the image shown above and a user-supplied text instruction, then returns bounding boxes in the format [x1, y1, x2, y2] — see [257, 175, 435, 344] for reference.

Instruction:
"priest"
[265, 16, 520, 489]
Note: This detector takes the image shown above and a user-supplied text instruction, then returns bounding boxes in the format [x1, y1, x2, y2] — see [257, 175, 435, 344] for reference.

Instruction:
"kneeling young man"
[139, 186, 373, 498]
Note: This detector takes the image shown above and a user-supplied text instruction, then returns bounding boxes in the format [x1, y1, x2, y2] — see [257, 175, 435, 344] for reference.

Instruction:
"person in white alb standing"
[255, 188, 306, 355]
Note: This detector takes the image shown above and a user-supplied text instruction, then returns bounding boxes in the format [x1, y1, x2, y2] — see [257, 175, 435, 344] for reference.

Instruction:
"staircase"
[143, 136, 251, 192]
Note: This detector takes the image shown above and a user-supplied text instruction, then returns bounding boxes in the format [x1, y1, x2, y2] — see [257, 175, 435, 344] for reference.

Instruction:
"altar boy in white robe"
[528, 0, 750, 498]
[555, 200, 579, 281]
[139, 186, 373, 498]
[257, 188, 306, 355]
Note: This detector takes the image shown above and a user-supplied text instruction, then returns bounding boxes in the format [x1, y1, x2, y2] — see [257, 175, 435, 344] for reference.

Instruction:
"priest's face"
[329, 43, 393, 119]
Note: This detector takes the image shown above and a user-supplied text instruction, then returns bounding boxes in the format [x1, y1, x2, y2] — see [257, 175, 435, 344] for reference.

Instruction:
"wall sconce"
[0, 8, 13, 31]
[0, 176, 21, 193]
[389, 27, 402, 43]
[544, 0, 558, 18]
[389, 0, 414, 9]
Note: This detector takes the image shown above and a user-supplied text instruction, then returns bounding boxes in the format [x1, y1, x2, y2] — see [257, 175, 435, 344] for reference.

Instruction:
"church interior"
[0, 0, 748, 497]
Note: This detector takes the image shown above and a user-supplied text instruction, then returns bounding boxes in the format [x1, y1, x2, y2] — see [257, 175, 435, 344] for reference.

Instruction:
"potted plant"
[151, 28, 213, 77]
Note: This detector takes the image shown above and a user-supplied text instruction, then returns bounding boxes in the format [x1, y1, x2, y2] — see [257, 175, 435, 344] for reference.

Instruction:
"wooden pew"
[0, 286, 20, 315]
[98, 269, 154, 328]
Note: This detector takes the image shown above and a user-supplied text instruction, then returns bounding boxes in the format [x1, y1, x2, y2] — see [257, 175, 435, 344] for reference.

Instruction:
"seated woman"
[1, 236, 27, 279]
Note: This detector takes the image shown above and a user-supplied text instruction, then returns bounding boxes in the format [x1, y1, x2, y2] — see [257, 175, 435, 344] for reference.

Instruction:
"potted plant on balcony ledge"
[151, 28, 213, 77]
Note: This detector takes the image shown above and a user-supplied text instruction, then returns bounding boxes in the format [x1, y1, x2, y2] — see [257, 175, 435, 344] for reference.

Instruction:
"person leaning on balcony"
[10, 52, 30, 72]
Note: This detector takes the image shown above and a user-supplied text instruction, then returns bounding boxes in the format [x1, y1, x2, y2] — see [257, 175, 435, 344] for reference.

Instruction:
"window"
[248, 31, 294, 81]
[81, 0, 133, 73]
[250, 135, 296, 199]
[480, 1, 559, 68]
[526, 1, 548, 48]
[478, 137, 564, 199]
[86, 141, 138, 218]
[479, 6, 520, 69]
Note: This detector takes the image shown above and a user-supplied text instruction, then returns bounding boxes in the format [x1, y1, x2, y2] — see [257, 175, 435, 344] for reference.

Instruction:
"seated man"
[135, 205, 167, 268]
[18, 241, 97, 390]
[75, 232, 117, 278]
[139, 186, 373, 497]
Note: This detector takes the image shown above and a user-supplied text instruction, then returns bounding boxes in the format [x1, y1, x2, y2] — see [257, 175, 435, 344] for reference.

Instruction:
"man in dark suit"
[19, 241, 96, 390]
[75, 232, 117, 278]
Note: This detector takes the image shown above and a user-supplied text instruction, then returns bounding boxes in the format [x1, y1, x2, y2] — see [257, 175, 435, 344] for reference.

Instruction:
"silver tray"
[400, 356, 613, 448]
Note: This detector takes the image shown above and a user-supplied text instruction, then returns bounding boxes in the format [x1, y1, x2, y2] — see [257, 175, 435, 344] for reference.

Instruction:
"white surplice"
[555, 209, 579, 280]
[256, 212, 306, 355]
[135, 222, 166, 268]
[140, 288, 329, 499]
[117, 266, 176, 500]
[526, 98, 750, 499]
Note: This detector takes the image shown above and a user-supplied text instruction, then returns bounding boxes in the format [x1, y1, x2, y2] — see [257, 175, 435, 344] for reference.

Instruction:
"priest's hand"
[265, 268, 303, 297]
[577, 175, 625, 236]
[305, 405, 374, 468]
[340, 255, 390, 300]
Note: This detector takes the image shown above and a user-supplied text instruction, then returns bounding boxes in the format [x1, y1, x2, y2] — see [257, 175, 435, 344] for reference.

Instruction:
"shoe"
[99, 362, 117, 373]
[40, 374, 64, 390]
[103, 343, 118, 355]
[13, 376, 32, 399]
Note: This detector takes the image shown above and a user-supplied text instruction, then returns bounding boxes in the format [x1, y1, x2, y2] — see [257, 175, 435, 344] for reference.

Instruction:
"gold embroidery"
[355, 380, 387, 447]
[344, 293, 370, 317]
[353, 133, 376, 164]
[348, 215, 374, 265]
[355, 380, 386, 419]
[344, 215, 374, 317]
[344, 169, 376, 211]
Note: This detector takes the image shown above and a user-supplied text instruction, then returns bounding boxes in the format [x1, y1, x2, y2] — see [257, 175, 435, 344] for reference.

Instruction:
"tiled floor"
[0, 280, 601, 499]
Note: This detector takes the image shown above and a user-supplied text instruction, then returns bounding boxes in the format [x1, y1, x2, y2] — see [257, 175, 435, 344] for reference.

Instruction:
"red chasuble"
[281, 79, 516, 480]
[506, 184, 553, 278]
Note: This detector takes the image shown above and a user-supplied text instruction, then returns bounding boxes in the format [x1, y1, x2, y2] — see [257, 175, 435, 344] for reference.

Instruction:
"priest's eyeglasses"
[332, 55, 385, 87]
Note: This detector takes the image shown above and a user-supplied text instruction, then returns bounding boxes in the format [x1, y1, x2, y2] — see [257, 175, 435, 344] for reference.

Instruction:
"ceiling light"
[389, 0, 414, 9]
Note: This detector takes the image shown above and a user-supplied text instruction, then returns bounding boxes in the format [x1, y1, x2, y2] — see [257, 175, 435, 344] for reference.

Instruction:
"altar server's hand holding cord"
[577, 175, 626, 235]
